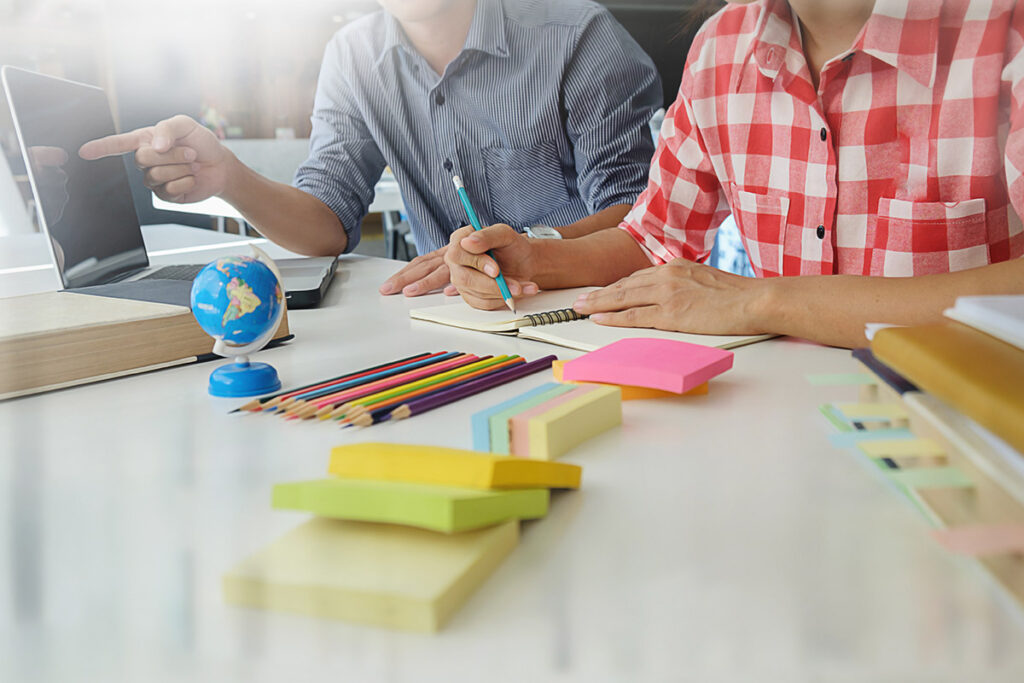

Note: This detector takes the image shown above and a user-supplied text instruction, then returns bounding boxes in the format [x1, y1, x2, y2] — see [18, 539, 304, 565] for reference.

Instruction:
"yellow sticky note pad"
[223, 518, 518, 633]
[512, 384, 622, 460]
[835, 402, 909, 421]
[552, 360, 706, 400]
[328, 442, 582, 490]
[858, 438, 945, 459]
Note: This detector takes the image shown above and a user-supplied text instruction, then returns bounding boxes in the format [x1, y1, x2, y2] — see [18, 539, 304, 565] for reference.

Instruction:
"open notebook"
[410, 287, 774, 352]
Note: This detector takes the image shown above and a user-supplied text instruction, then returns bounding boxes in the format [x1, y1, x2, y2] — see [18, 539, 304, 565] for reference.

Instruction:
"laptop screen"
[3, 67, 147, 288]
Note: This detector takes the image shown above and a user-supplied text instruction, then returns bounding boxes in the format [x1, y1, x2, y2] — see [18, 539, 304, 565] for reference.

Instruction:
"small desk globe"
[190, 253, 284, 397]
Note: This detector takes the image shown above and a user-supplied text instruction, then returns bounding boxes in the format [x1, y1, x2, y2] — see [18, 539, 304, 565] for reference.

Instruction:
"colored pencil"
[278, 351, 459, 409]
[231, 352, 433, 412]
[277, 351, 465, 415]
[389, 355, 557, 421]
[299, 354, 485, 419]
[284, 354, 480, 420]
[322, 355, 517, 421]
[452, 175, 516, 314]
[344, 357, 526, 427]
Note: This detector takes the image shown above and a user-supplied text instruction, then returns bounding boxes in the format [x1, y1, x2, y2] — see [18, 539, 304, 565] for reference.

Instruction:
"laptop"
[1, 65, 336, 309]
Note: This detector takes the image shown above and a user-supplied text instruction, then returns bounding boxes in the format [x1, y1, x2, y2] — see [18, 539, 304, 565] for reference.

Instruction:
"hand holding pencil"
[447, 176, 540, 311]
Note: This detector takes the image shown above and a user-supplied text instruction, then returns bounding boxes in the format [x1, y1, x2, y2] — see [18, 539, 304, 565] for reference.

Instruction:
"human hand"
[78, 114, 230, 203]
[444, 223, 539, 310]
[379, 246, 454, 296]
[572, 258, 770, 334]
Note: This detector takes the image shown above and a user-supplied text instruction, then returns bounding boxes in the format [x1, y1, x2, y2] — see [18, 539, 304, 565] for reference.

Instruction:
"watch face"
[527, 225, 561, 239]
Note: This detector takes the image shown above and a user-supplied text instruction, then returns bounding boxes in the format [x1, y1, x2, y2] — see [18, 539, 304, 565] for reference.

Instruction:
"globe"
[190, 256, 283, 347]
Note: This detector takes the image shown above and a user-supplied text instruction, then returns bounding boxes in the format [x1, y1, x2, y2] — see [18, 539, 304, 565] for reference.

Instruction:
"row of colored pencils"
[234, 351, 556, 428]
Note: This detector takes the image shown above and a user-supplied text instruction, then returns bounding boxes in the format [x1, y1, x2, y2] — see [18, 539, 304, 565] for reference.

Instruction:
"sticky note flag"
[835, 402, 909, 422]
[471, 383, 573, 453]
[223, 518, 517, 633]
[328, 442, 582, 490]
[552, 360, 707, 400]
[885, 466, 972, 490]
[858, 438, 945, 459]
[819, 404, 855, 432]
[509, 384, 622, 459]
[828, 428, 914, 448]
[561, 338, 733, 394]
[273, 478, 549, 533]
[931, 524, 1024, 556]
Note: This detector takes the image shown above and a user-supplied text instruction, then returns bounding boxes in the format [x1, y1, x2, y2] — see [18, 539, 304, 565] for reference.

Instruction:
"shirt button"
[816, 224, 826, 239]
[443, 158, 453, 173]
[820, 128, 828, 142]
[435, 92, 446, 106]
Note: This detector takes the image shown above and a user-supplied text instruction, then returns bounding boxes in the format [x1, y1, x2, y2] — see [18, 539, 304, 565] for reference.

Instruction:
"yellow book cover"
[872, 321, 1024, 453]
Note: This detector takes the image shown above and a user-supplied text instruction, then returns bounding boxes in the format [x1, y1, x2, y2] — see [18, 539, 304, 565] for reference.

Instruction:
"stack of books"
[820, 295, 1024, 608]
[222, 442, 582, 632]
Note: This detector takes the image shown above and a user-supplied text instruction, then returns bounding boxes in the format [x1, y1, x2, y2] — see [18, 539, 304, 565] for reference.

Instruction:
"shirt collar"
[747, 0, 940, 89]
[857, 0, 940, 88]
[375, 0, 508, 68]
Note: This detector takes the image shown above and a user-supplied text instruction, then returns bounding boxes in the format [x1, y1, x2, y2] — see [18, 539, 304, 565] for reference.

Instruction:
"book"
[0, 291, 290, 399]
[872, 321, 1024, 454]
[561, 338, 733, 394]
[223, 518, 518, 632]
[509, 384, 622, 460]
[410, 287, 774, 352]
[272, 478, 549, 533]
[944, 295, 1024, 352]
[328, 442, 582, 490]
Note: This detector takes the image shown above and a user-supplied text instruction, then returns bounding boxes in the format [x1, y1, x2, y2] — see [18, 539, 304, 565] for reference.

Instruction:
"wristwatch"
[523, 224, 562, 240]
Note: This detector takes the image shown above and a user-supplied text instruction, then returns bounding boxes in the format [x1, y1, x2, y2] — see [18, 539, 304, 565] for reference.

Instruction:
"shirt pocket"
[870, 198, 990, 276]
[481, 140, 572, 226]
[727, 184, 791, 277]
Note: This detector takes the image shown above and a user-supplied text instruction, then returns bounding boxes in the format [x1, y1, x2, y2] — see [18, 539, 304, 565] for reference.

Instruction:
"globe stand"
[208, 355, 281, 398]
[202, 247, 286, 398]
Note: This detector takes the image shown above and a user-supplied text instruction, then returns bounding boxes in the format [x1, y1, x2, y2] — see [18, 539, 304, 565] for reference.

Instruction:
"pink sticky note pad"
[509, 385, 601, 458]
[561, 338, 733, 394]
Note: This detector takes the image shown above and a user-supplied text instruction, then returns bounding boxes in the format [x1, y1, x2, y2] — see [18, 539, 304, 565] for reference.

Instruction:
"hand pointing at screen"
[77, 114, 349, 257]
[78, 114, 229, 203]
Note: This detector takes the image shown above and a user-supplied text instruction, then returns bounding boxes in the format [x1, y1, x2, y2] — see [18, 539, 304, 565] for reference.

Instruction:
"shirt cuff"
[294, 177, 367, 254]
[619, 223, 672, 265]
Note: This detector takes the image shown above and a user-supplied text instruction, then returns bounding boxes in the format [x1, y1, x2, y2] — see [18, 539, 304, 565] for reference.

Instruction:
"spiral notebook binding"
[523, 308, 588, 327]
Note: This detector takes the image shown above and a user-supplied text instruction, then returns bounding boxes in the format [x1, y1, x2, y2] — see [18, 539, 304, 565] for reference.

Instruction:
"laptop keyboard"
[141, 264, 206, 281]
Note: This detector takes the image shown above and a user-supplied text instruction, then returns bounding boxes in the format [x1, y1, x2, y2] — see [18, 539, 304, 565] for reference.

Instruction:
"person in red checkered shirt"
[444, 0, 1024, 348]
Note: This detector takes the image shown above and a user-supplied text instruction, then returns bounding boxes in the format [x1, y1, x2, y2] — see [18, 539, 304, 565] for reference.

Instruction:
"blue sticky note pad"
[829, 428, 914, 448]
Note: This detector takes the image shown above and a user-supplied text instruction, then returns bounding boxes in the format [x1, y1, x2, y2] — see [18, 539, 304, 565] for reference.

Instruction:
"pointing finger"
[79, 129, 149, 160]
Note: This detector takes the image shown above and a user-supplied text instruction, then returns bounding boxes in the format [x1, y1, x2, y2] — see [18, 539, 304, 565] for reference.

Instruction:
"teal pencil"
[452, 175, 516, 313]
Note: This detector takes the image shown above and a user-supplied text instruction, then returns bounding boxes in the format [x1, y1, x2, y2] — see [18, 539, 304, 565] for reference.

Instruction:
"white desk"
[1, 228, 1023, 682]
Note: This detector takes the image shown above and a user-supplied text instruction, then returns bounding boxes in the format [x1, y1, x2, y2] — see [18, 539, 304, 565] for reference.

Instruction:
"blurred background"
[0, 0, 717, 260]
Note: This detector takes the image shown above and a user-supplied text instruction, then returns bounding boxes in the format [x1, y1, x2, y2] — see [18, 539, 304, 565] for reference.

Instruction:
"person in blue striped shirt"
[79, 0, 662, 297]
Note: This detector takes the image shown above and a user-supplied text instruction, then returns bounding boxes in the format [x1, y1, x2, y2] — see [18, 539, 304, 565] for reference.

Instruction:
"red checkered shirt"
[620, 0, 1024, 277]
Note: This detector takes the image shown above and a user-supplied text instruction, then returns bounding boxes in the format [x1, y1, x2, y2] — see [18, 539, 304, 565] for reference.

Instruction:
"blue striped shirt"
[294, 0, 661, 255]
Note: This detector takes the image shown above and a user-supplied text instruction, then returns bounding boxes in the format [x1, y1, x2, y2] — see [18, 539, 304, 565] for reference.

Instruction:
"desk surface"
[2, 231, 1023, 682]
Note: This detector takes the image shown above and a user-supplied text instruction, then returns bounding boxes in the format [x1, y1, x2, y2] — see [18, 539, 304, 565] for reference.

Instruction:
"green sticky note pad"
[273, 479, 549, 533]
[885, 467, 973, 491]
[806, 373, 877, 386]
[819, 404, 855, 432]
